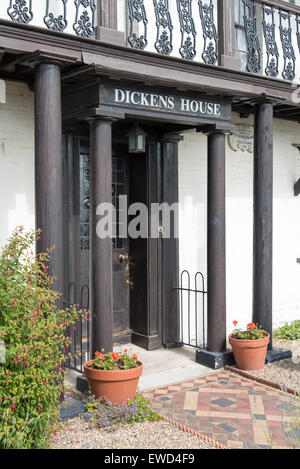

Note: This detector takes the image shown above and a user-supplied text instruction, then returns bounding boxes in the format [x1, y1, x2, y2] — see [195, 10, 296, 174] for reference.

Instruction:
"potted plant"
[83, 349, 143, 405]
[229, 321, 270, 371]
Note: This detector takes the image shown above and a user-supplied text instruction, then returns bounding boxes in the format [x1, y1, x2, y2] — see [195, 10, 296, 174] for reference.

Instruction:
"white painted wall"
[178, 115, 300, 336]
[0, 81, 35, 246]
[1, 81, 299, 336]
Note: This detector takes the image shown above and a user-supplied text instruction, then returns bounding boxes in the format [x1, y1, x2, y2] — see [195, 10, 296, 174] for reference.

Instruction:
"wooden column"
[160, 134, 182, 348]
[89, 118, 113, 354]
[207, 131, 227, 353]
[253, 101, 273, 349]
[35, 62, 63, 295]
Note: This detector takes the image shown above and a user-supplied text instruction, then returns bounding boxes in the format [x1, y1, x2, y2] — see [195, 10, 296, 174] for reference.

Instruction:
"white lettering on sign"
[114, 88, 222, 117]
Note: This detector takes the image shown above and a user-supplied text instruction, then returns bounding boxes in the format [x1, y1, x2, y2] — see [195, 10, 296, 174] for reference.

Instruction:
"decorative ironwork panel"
[73, 0, 97, 38]
[44, 0, 68, 32]
[112, 158, 127, 250]
[7, 0, 33, 24]
[128, 0, 148, 50]
[153, 0, 173, 56]
[279, 10, 295, 81]
[242, 0, 261, 74]
[198, 0, 218, 65]
[296, 15, 300, 56]
[262, 5, 279, 78]
[176, 0, 197, 61]
[80, 153, 91, 251]
[79, 155, 126, 251]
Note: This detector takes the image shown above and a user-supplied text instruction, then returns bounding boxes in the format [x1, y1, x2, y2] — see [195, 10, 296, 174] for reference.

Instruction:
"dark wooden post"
[89, 118, 113, 354]
[35, 62, 63, 295]
[253, 101, 273, 349]
[160, 134, 182, 348]
[207, 130, 227, 353]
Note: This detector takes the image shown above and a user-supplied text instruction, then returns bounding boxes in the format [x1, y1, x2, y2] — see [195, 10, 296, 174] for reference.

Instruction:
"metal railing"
[174, 270, 207, 349]
[126, 0, 219, 65]
[4, 1, 300, 84]
[3, 0, 97, 38]
[66, 281, 90, 374]
[236, 0, 300, 82]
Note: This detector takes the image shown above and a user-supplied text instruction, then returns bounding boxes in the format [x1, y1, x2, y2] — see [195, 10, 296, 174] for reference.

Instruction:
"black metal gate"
[66, 282, 90, 373]
[175, 270, 207, 349]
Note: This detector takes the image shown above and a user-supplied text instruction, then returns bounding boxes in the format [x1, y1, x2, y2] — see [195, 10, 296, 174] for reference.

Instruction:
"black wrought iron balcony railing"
[2, 0, 300, 85]
[2, 0, 98, 37]
[238, 0, 300, 82]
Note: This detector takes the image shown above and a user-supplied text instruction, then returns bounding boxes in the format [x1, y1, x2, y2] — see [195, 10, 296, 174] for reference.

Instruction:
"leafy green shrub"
[83, 394, 162, 428]
[0, 227, 86, 449]
[273, 320, 300, 341]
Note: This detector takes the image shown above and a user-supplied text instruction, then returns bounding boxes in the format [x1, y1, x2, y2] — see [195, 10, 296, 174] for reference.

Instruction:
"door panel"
[112, 155, 130, 335]
[78, 147, 131, 337]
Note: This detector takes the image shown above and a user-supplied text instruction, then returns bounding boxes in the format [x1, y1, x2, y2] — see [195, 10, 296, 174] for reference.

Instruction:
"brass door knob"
[119, 253, 129, 263]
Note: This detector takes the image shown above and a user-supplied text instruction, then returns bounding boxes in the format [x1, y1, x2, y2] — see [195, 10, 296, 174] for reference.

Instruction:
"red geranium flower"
[110, 352, 120, 361]
[95, 351, 105, 360]
[247, 323, 256, 329]
[132, 354, 138, 361]
[233, 320, 238, 326]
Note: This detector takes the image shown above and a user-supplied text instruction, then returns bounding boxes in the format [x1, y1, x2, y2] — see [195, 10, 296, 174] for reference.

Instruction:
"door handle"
[119, 253, 129, 263]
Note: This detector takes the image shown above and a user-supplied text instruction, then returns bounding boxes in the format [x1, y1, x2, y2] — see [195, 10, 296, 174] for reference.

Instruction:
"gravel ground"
[50, 419, 215, 450]
[238, 339, 300, 392]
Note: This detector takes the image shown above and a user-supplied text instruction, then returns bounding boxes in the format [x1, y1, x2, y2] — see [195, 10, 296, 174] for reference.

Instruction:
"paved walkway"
[143, 370, 300, 449]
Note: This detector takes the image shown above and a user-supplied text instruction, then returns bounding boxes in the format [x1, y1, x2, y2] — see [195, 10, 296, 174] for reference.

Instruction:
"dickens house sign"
[99, 83, 232, 123]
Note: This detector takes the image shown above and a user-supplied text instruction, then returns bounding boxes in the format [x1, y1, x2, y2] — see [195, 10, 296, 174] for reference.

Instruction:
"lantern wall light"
[127, 123, 147, 153]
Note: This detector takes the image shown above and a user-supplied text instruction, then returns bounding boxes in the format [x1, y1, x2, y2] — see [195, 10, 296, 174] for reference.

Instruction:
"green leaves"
[92, 349, 139, 371]
[274, 320, 300, 341]
[0, 227, 87, 449]
[83, 394, 162, 429]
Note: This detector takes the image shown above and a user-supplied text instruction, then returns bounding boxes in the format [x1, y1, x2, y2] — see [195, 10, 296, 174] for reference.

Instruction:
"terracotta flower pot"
[83, 361, 143, 405]
[228, 333, 270, 371]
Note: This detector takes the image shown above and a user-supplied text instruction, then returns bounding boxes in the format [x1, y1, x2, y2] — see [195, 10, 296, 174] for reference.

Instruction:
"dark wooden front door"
[63, 129, 180, 353]
[111, 154, 130, 338]
[78, 145, 131, 341]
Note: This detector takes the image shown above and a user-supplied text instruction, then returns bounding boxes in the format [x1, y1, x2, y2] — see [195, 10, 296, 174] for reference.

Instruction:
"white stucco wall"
[178, 115, 300, 336]
[1, 80, 299, 336]
[0, 81, 35, 246]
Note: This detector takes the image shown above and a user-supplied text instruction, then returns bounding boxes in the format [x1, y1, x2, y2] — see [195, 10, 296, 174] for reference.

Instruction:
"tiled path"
[143, 370, 300, 449]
